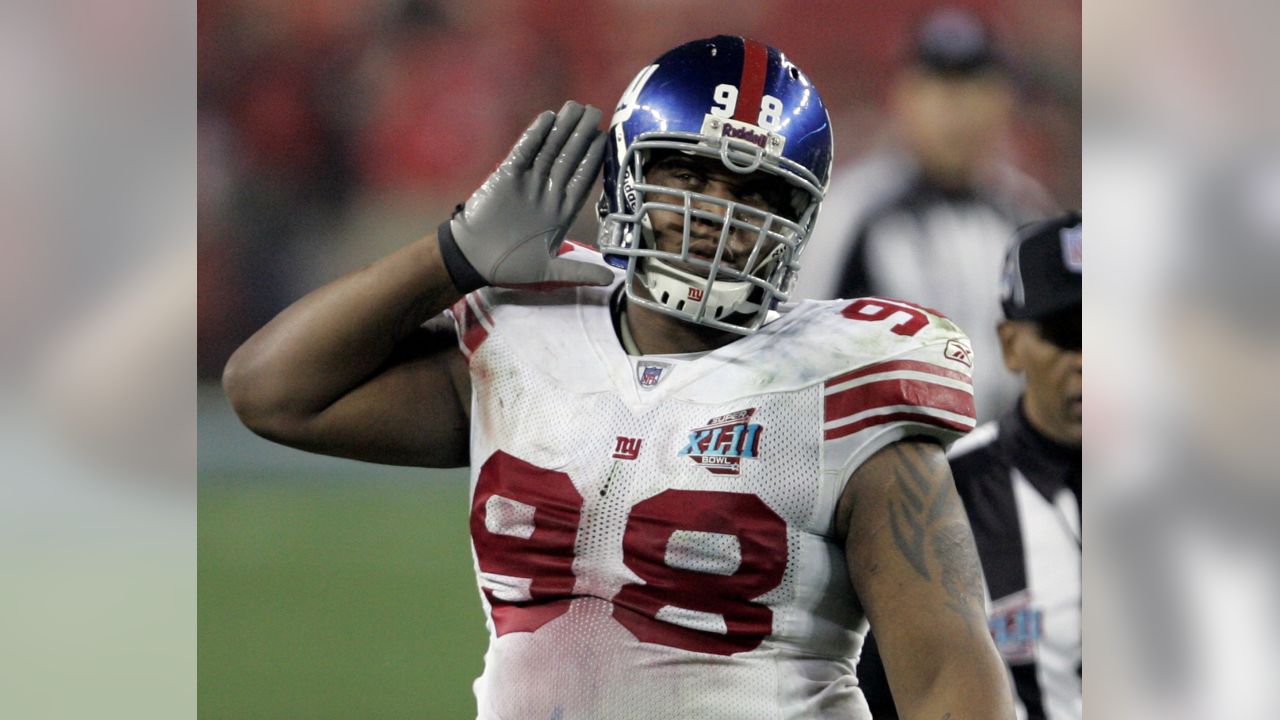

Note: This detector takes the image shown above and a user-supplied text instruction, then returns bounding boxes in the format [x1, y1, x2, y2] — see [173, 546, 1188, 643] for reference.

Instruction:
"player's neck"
[621, 297, 742, 356]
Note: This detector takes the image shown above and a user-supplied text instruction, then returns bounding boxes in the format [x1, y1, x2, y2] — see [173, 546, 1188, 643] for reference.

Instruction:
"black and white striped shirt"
[794, 150, 1057, 423]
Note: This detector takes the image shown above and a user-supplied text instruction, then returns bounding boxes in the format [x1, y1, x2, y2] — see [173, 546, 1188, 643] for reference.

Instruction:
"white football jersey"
[447, 246, 977, 720]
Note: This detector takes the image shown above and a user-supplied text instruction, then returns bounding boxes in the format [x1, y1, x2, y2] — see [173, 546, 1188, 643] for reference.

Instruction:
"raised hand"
[439, 101, 614, 291]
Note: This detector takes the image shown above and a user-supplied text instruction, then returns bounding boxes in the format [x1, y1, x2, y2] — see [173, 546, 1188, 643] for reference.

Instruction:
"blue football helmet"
[598, 35, 833, 333]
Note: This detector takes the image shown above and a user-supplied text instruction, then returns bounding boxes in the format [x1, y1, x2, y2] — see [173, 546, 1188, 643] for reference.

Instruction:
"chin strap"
[617, 303, 642, 356]
[640, 258, 759, 322]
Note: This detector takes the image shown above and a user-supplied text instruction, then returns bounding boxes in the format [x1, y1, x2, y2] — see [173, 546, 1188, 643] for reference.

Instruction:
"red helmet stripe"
[732, 38, 768, 123]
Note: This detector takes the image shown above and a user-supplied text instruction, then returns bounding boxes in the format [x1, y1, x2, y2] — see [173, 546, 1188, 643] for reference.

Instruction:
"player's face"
[999, 310, 1083, 446]
[643, 153, 793, 279]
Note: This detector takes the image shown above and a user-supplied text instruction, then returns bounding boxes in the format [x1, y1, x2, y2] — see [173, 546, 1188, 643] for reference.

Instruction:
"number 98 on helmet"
[598, 35, 833, 334]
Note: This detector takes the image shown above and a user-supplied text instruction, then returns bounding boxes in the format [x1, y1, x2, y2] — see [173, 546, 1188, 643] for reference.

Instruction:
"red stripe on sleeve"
[449, 297, 468, 328]
[467, 292, 494, 327]
[826, 359, 972, 388]
[823, 412, 974, 441]
[824, 378, 976, 424]
[451, 296, 489, 358]
[556, 239, 601, 257]
[732, 38, 768, 123]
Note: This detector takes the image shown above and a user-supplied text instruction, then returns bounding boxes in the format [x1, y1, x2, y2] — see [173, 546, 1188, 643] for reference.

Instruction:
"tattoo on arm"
[935, 520, 987, 632]
[887, 444, 950, 580]
[884, 443, 986, 633]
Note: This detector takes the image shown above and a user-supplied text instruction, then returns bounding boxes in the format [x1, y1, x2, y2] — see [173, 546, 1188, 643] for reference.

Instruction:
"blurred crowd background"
[196, 0, 1081, 379]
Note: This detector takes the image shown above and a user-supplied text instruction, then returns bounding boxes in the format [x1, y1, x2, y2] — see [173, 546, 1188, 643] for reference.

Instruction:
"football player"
[224, 36, 1013, 720]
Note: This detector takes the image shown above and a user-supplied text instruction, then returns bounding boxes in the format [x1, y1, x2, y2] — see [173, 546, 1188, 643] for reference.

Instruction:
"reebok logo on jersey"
[944, 339, 973, 368]
[677, 408, 763, 475]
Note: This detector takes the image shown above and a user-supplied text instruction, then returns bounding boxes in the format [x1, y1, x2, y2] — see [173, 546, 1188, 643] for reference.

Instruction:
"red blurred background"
[197, 0, 1080, 377]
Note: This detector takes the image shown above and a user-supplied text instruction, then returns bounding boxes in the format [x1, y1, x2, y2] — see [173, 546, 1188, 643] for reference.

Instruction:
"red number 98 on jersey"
[470, 451, 788, 656]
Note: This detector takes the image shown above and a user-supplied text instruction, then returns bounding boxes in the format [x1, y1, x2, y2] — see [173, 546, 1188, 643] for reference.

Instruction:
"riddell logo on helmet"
[721, 124, 768, 149]
[621, 170, 639, 211]
[699, 116, 787, 156]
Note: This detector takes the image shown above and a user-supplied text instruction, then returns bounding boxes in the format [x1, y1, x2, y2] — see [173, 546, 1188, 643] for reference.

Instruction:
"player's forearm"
[895, 638, 1015, 720]
[844, 441, 1016, 720]
[223, 232, 459, 432]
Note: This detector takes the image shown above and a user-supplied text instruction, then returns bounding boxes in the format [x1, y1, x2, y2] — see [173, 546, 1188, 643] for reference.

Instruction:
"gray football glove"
[438, 101, 614, 292]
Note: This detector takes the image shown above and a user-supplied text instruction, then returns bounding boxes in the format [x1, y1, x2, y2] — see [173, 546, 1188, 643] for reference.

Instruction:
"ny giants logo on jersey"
[612, 436, 643, 460]
[677, 408, 763, 475]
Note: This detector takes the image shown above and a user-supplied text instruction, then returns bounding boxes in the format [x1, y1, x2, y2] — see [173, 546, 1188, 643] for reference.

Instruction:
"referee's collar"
[998, 400, 1082, 502]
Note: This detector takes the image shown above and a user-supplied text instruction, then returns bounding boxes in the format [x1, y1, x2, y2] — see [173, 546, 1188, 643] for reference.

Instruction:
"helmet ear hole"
[596, 192, 609, 221]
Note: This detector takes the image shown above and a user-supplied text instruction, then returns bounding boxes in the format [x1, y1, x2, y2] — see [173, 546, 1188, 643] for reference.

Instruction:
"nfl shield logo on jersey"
[677, 408, 764, 475]
[637, 361, 669, 389]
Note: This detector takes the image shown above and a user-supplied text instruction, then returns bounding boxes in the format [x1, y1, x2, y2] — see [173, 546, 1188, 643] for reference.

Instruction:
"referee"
[792, 6, 1059, 424]
[857, 213, 1082, 719]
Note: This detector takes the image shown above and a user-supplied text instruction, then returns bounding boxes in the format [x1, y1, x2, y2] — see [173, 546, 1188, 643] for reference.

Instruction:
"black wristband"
[437, 217, 488, 294]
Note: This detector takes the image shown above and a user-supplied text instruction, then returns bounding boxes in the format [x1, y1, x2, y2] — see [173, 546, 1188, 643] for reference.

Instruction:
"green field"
[199, 472, 486, 719]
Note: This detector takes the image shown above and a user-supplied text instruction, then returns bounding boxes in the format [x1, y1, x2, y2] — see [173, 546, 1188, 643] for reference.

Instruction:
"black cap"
[1001, 212, 1082, 320]
[910, 7, 1003, 75]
